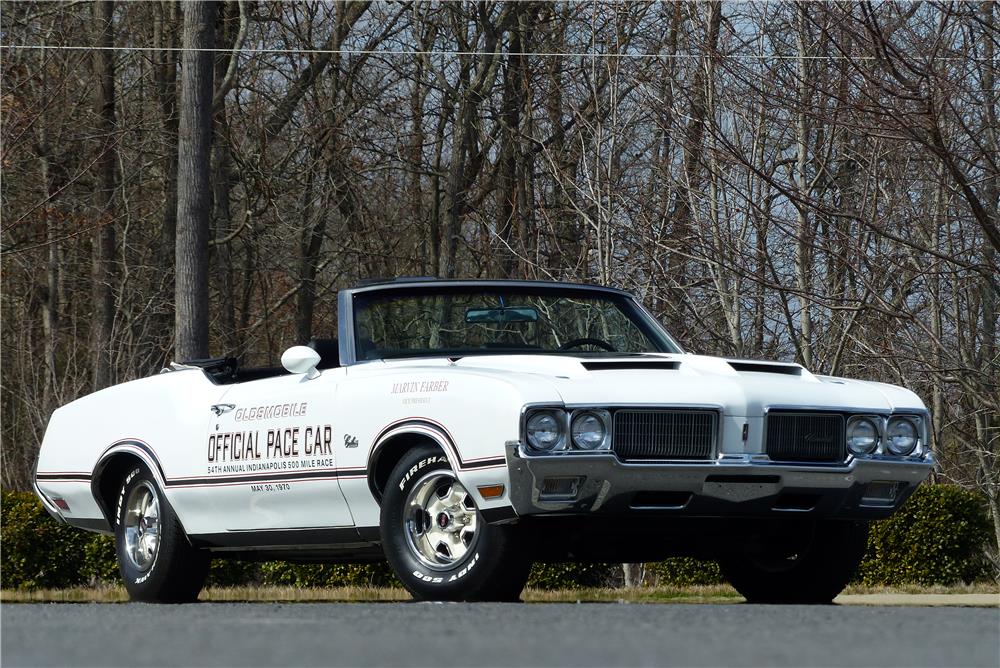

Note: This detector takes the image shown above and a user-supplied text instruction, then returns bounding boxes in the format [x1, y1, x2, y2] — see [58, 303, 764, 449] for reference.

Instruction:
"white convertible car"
[35, 279, 934, 602]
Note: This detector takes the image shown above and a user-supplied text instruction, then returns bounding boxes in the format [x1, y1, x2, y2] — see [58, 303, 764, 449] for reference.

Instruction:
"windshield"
[352, 287, 679, 361]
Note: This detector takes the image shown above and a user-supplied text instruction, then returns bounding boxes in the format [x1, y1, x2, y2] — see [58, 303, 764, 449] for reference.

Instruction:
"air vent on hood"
[728, 361, 802, 376]
[582, 361, 680, 371]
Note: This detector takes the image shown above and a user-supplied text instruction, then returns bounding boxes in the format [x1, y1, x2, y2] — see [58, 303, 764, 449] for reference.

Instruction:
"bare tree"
[90, 0, 116, 389]
[175, 0, 218, 361]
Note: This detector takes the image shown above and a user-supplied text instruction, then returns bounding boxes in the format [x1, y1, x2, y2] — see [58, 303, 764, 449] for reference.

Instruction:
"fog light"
[861, 481, 900, 506]
[540, 476, 583, 499]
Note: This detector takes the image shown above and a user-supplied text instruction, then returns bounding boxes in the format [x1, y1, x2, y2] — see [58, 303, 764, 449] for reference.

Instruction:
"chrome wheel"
[404, 471, 479, 570]
[123, 481, 161, 571]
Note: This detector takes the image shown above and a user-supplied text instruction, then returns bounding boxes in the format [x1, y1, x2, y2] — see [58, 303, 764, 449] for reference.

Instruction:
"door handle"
[211, 403, 235, 416]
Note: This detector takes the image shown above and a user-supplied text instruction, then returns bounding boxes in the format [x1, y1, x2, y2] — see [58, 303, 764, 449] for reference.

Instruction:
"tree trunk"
[976, 0, 1000, 567]
[496, 7, 528, 278]
[175, 0, 217, 361]
[91, 0, 117, 391]
[794, 0, 814, 368]
[212, 1, 240, 356]
[666, 1, 721, 335]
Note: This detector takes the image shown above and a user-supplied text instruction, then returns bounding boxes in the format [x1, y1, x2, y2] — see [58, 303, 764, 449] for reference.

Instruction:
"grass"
[840, 582, 999, 596]
[2, 582, 995, 604]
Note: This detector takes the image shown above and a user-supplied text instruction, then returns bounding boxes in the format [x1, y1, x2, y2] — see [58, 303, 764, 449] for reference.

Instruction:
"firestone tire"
[114, 465, 209, 603]
[380, 445, 530, 602]
[720, 520, 869, 604]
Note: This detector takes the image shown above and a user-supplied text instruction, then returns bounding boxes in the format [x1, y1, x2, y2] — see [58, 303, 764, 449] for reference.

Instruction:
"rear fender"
[91, 439, 186, 534]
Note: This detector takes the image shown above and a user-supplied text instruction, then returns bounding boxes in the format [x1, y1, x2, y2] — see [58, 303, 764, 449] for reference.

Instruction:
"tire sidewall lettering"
[409, 551, 480, 585]
[398, 455, 448, 491]
[447, 552, 479, 582]
[115, 467, 141, 529]
[390, 452, 489, 589]
[117, 467, 160, 585]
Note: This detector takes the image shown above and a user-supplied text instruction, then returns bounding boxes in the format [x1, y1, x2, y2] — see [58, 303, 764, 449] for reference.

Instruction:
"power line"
[2, 43, 993, 62]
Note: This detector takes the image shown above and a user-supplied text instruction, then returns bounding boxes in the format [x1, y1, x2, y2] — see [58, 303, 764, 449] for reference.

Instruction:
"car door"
[192, 368, 355, 534]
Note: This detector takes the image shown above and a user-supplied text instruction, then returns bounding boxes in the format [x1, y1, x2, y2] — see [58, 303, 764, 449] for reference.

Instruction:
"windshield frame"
[337, 280, 683, 365]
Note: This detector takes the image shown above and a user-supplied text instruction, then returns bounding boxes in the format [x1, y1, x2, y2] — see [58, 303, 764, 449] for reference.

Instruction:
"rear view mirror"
[465, 307, 539, 323]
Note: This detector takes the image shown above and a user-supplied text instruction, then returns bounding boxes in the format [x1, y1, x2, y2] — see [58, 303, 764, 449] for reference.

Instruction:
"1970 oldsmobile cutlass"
[35, 279, 934, 602]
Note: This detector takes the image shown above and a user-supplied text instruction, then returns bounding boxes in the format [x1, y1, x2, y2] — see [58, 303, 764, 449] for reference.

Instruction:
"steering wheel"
[558, 337, 617, 352]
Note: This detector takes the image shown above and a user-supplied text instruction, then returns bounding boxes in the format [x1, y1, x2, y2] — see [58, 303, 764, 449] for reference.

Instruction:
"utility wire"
[2, 43, 994, 61]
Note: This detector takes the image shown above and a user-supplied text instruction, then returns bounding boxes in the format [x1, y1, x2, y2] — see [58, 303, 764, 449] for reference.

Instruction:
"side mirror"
[281, 346, 321, 380]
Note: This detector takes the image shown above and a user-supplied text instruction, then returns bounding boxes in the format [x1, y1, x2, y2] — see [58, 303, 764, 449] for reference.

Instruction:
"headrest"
[308, 338, 340, 369]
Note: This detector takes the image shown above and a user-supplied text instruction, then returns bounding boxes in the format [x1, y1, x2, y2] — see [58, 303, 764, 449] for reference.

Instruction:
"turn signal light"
[477, 484, 505, 500]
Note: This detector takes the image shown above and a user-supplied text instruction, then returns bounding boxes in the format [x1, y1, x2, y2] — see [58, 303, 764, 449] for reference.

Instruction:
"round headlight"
[886, 417, 918, 456]
[525, 411, 565, 451]
[847, 417, 879, 455]
[571, 411, 608, 450]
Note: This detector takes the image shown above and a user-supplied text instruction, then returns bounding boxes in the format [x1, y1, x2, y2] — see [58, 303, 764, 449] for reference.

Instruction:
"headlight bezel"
[844, 413, 926, 459]
[524, 409, 567, 452]
[846, 415, 881, 456]
[886, 416, 920, 456]
[570, 409, 611, 451]
[522, 406, 616, 454]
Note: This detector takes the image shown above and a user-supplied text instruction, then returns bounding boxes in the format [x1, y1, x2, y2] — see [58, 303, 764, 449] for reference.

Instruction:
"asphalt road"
[2, 602, 998, 667]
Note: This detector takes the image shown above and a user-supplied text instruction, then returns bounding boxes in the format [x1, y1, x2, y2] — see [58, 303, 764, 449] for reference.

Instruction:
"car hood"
[412, 353, 925, 417]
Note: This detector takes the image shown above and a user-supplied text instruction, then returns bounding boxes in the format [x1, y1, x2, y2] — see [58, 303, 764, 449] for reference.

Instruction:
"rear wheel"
[115, 465, 208, 602]
[721, 520, 869, 604]
[380, 445, 530, 601]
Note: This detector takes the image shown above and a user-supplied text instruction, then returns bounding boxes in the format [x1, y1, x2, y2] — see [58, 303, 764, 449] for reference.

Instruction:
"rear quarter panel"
[36, 369, 228, 527]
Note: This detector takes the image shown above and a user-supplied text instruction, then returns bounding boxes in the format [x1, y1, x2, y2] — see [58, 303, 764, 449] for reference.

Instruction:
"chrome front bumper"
[506, 443, 935, 520]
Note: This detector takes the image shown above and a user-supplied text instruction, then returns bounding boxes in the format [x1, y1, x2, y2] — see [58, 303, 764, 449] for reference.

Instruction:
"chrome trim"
[524, 407, 569, 452]
[762, 405, 932, 463]
[506, 441, 935, 516]
[32, 455, 67, 524]
[519, 403, 724, 460]
[32, 479, 67, 524]
[570, 409, 612, 451]
[885, 415, 922, 456]
[846, 414, 883, 455]
[338, 290, 358, 365]
[338, 280, 684, 365]
[763, 411, 847, 463]
[612, 408, 718, 461]
[763, 404, 893, 415]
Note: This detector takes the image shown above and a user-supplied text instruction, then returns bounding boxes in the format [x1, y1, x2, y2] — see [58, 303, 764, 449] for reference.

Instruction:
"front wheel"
[115, 465, 208, 602]
[380, 445, 530, 601]
[720, 520, 869, 604]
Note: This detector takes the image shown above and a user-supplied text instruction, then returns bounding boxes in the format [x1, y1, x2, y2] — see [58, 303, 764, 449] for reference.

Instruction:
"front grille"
[765, 412, 846, 462]
[612, 410, 716, 460]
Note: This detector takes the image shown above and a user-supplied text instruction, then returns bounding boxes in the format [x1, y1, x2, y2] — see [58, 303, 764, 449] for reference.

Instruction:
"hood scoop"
[728, 360, 802, 376]
[582, 360, 680, 371]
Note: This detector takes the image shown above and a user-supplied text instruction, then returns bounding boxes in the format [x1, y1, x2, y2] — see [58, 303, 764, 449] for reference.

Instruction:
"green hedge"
[0, 490, 398, 590]
[3, 485, 994, 590]
[0, 490, 117, 588]
[528, 562, 618, 589]
[857, 484, 992, 586]
[646, 558, 724, 586]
